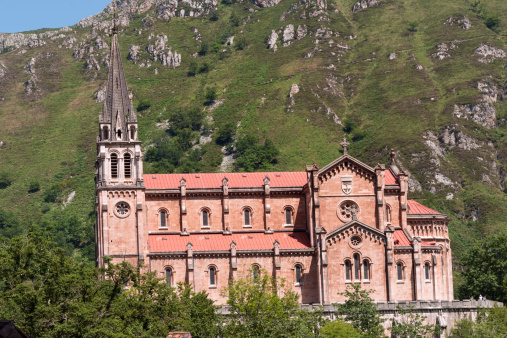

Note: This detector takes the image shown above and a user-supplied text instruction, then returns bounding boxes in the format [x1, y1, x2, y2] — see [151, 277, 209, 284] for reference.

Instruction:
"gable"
[325, 220, 386, 248]
[317, 155, 376, 195]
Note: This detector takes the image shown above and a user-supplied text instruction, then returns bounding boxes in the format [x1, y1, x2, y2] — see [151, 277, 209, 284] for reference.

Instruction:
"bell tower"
[95, 23, 146, 268]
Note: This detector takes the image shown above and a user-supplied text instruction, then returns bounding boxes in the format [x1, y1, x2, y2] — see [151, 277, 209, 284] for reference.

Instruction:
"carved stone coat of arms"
[341, 176, 352, 194]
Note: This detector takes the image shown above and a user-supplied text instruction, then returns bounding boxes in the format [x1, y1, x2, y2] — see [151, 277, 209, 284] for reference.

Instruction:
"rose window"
[114, 202, 131, 218]
[350, 236, 362, 246]
[337, 201, 360, 222]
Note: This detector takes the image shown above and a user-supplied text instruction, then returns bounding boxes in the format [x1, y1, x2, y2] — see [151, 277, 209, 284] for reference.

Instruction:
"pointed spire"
[100, 23, 136, 141]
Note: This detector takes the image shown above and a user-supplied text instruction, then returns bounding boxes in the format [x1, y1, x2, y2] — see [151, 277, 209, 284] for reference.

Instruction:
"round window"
[349, 235, 364, 249]
[337, 200, 360, 222]
[114, 201, 131, 218]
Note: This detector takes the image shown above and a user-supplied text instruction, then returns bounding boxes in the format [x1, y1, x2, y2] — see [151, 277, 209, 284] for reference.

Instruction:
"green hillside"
[0, 0, 506, 286]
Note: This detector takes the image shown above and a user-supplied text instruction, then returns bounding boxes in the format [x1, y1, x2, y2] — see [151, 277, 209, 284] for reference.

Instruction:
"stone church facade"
[95, 30, 454, 305]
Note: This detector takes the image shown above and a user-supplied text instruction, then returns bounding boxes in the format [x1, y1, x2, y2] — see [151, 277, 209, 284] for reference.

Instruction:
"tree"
[205, 88, 217, 103]
[220, 267, 326, 337]
[0, 172, 12, 189]
[216, 122, 236, 145]
[28, 180, 40, 193]
[188, 60, 198, 76]
[235, 135, 280, 171]
[449, 306, 507, 337]
[199, 42, 209, 56]
[457, 233, 507, 303]
[335, 283, 385, 337]
[320, 319, 362, 338]
[389, 305, 440, 338]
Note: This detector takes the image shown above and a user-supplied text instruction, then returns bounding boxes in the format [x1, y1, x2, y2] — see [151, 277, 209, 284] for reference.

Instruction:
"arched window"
[345, 260, 351, 281]
[202, 210, 209, 227]
[165, 268, 172, 286]
[385, 205, 391, 224]
[209, 267, 216, 286]
[130, 126, 136, 140]
[124, 153, 131, 180]
[117, 129, 122, 139]
[363, 260, 369, 280]
[397, 262, 403, 281]
[111, 153, 118, 179]
[295, 264, 302, 284]
[284, 207, 293, 226]
[425, 262, 430, 280]
[244, 209, 251, 226]
[103, 126, 109, 140]
[160, 211, 167, 228]
[252, 265, 260, 281]
[354, 253, 360, 280]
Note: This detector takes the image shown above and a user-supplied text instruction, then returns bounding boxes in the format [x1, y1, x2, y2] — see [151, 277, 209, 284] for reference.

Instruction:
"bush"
[43, 185, 60, 203]
[28, 180, 40, 193]
[0, 172, 12, 189]
[216, 122, 236, 145]
[343, 118, 357, 133]
[211, 42, 220, 53]
[209, 10, 219, 21]
[198, 62, 210, 74]
[235, 135, 280, 171]
[320, 319, 361, 338]
[236, 36, 247, 50]
[485, 16, 500, 30]
[407, 21, 419, 32]
[205, 88, 217, 103]
[230, 13, 240, 27]
[198, 42, 209, 56]
[188, 60, 198, 76]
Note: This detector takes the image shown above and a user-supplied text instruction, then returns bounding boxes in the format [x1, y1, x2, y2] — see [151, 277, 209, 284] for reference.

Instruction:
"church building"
[95, 28, 454, 305]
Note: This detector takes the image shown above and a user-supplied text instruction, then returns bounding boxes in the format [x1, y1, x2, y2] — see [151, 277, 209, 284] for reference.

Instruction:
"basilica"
[95, 28, 453, 305]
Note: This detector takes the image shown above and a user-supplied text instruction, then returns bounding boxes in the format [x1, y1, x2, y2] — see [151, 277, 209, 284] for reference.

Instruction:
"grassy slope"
[0, 0, 505, 271]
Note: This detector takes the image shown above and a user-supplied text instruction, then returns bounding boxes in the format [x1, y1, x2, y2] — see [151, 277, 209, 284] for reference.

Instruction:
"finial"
[222, 176, 228, 187]
[263, 175, 270, 185]
[340, 137, 350, 155]
[390, 148, 395, 165]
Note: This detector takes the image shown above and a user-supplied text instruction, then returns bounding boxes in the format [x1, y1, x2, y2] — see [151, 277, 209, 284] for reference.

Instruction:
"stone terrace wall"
[219, 300, 503, 336]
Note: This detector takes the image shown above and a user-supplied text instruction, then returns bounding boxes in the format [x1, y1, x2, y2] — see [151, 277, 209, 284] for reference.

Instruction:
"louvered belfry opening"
[111, 153, 118, 179]
[124, 153, 131, 179]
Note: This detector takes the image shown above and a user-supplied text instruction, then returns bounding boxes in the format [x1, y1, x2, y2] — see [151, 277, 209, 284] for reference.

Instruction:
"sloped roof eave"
[325, 220, 386, 240]
[318, 155, 375, 177]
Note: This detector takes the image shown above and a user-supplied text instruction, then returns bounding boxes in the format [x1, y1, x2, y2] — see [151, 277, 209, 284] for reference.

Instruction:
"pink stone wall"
[391, 251, 414, 301]
[145, 197, 181, 231]
[228, 196, 266, 231]
[105, 192, 140, 257]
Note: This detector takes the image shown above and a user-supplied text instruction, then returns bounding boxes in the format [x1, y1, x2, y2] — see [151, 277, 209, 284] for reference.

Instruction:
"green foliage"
[457, 233, 507, 303]
[0, 172, 12, 189]
[198, 61, 210, 74]
[205, 88, 218, 103]
[485, 16, 501, 30]
[43, 184, 60, 203]
[343, 119, 357, 133]
[199, 41, 209, 56]
[235, 135, 280, 171]
[220, 267, 327, 337]
[0, 209, 22, 239]
[229, 13, 240, 27]
[188, 60, 198, 76]
[209, 10, 219, 21]
[449, 306, 507, 337]
[0, 228, 218, 337]
[389, 305, 440, 338]
[216, 122, 236, 145]
[469, 1, 501, 31]
[335, 283, 385, 338]
[320, 319, 362, 338]
[235, 36, 247, 51]
[407, 21, 419, 32]
[137, 98, 151, 112]
[28, 180, 40, 193]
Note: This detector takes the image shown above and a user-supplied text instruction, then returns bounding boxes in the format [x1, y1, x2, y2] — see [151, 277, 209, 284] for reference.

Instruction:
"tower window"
[160, 211, 166, 228]
[130, 126, 136, 140]
[117, 129, 122, 139]
[354, 254, 360, 280]
[103, 127, 109, 140]
[202, 210, 209, 227]
[295, 264, 302, 284]
[397, 262, 403, 281]
[386, 205, 391, 224]
[209, 267, 216, 286]
[124, 153, 131, 179]
[425, 262, 430, 280]
[166, 268, 172, 286]
[252, 265, 260, 281]
[244, 209, 250, 226]
[285, 208, 292, 225]
[111, 153, 118, 179]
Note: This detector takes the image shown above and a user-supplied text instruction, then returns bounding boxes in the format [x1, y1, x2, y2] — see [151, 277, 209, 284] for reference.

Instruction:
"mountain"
[0, 0, 505, 266]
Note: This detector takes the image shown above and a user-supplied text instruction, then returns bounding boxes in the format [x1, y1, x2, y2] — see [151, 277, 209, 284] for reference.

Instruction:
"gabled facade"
[95, 34, 454, 304]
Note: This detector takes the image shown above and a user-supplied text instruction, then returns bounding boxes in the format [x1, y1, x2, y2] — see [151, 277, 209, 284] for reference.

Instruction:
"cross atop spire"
[340, 137, 350, 155]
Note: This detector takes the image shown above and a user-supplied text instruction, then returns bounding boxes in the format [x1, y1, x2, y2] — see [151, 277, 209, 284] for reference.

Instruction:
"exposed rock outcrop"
[146, 35, 181, 67]
[0, 61, 6, 78]
[432, 43, 457, 60]
[351, 0, 379, 12]
[282, 25, 295, 46]
[128, 45, 141, 61]
[453, 103, 496, 129]
[94, 85, 107, 103]
[388, 52, 398, 60]
[296, 25, 308, 40]
[444, 16, 472, 30]
[474, 45, 506, 63]
[251, 0, 282, 8]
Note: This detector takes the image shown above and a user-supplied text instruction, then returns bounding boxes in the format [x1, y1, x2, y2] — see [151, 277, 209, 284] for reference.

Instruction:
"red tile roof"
[385, 170, 398, 185]
[421, 240, 437, 246]
[407, 200, 440, 214]
[144, 172, 308, 189]
[149, 232, 311, 252]
[393, 230, 411, 246]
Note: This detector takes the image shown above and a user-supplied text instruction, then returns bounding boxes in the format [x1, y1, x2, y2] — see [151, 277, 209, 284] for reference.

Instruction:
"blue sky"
[0, 0, 110, 33]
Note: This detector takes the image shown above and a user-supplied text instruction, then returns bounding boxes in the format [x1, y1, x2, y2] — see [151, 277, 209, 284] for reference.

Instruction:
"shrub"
[407, 21, 419, 32]
[43, 185, 60, 203]
[198, 42, 209, 56]
[0, 172, 12, 189]
[236, 36, 247, 50]
[485, 16, 500, 30]
[205, 88, 217, 103]
[235, 135, 280, 171]
[216, 122, 236, 145]
[209, 10, 219, 21]
[230, 13, 240, 27]
[28, 180, 40, 193]
[198, 62, 210, 74]
[187, 60, 198, 76]
[136, 99, 151, 112]
[343, 118, 357, 133]
[320, 319, 361, 338]
[211, 42, 220, 53]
